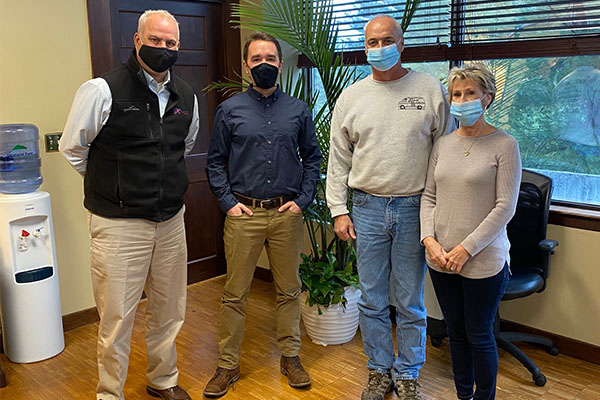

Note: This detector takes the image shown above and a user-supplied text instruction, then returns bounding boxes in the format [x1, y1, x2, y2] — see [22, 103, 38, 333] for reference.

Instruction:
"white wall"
[501, 225, 600, 346]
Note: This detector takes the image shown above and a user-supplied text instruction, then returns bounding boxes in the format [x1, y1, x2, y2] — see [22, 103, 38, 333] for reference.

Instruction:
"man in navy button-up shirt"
[204, 32, 321, 398]
[206, 67, 321, 214]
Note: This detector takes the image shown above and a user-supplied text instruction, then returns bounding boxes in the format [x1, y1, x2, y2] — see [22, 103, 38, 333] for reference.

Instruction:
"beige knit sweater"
[420, 129, 522, 279]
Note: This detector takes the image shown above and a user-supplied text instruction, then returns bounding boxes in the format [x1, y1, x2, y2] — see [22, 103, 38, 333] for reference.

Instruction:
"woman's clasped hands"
[423, 237, 471, 273]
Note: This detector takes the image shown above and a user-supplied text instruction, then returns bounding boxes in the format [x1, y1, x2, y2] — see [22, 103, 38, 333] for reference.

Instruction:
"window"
[309, 0, 600, 210]
[330, 0, 451, 50]
[459, 0, 600, 43]
[475, 55, 600, 206]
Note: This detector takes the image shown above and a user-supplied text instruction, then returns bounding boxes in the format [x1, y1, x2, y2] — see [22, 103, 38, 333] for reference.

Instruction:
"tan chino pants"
[88, 207, 187, 400]
[218, 207, 304, 369]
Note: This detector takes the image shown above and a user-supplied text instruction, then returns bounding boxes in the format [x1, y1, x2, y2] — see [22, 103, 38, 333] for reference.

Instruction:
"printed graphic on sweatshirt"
[398, 97, 425, 110]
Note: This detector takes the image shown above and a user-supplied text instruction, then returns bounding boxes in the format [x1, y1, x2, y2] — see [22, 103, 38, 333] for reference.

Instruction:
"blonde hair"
[448, 63, 496, 109]
[138, 9, 180, 40]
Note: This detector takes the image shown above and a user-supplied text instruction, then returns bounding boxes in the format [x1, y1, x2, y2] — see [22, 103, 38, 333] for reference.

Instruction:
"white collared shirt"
[60, 70, 199, 175]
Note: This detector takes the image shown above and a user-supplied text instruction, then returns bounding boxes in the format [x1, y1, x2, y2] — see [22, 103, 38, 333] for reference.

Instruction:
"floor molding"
[9, 286, 599, 368]
[62, 307, 100, 332]
[501, 319, 600, 366]
[61, 270, 271, 333]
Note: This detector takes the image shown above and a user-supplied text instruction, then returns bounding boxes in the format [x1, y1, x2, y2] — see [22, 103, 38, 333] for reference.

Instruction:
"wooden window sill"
[549, 205, 600, 232]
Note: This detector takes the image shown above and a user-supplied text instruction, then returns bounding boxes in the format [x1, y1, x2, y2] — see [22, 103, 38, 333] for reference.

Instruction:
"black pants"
[429, 263, 509, 400]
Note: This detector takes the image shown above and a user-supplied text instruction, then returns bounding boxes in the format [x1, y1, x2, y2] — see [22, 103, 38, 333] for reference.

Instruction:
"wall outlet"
[45, 133, 62, 152]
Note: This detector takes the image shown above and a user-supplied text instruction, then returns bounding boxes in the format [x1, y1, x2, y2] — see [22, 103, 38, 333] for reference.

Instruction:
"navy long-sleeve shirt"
[206, 86, 322, 213]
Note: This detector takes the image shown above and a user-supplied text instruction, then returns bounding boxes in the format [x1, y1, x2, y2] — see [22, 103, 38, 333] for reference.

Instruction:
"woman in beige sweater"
[420, 63, 522, 400]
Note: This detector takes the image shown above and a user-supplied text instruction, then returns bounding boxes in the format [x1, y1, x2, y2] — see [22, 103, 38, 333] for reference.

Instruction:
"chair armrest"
[539, 239, 558, 255]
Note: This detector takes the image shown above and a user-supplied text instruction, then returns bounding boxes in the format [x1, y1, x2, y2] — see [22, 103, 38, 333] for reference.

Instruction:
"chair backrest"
[507, 170, 553, 276]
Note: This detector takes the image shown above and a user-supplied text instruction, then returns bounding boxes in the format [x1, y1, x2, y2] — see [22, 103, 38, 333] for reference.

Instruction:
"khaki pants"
[88, 207, 187, 400]
[218, 208, 304, 369]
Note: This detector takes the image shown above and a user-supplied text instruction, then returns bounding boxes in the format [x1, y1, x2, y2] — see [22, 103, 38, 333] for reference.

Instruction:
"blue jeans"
[428, 264, 509, 400]
[352, 190, 427, 380]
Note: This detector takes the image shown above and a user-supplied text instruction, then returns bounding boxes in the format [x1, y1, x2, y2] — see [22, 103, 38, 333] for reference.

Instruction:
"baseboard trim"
[62, 269, 272, 332]
[6, 307, 599, 368]
[254, 266, 274, 282]
[500, 319, 600, 365]
[63, 307, 100, 331]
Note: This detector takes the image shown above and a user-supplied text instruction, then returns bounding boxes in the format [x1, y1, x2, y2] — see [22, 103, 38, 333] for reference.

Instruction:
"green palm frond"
[401, 0, 422, 34]
[203, 71, 251, 97]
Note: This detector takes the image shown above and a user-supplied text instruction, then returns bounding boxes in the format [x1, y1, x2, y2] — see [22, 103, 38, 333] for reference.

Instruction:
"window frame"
[299, 1, 600, 231]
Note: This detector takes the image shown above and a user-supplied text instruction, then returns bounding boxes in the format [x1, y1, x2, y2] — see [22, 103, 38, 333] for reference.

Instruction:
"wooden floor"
[1, 275, 599, 400]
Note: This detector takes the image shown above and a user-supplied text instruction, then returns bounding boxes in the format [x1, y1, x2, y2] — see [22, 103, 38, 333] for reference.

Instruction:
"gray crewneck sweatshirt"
[420, 129, 522, 279]
[327, 70, 450, 217]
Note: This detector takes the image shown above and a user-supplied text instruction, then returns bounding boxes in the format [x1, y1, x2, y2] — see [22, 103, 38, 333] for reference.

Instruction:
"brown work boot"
[203, 366, 240, 398]
[280, 355, 311, 389]
[146, 385, 191, 400]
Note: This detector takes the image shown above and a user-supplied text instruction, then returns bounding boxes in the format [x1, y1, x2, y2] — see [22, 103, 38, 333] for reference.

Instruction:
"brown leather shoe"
[280, 355, 311, 389]
[203, 366, 241, 398]
[146, 385, 191, 400]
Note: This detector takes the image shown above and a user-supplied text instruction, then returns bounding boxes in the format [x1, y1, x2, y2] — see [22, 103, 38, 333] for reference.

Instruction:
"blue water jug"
[0, 124, 43, 194]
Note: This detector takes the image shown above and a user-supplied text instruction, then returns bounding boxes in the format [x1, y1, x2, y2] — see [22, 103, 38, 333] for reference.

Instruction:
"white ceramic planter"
[300, 286, 361, 346]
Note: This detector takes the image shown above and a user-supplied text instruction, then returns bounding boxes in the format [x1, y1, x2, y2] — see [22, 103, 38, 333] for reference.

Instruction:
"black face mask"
[138, 45, 178, 73]
[250, 63, 279, 89]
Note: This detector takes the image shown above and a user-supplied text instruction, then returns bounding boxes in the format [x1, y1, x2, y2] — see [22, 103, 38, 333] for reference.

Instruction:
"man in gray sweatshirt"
[326, 15, 450, 400]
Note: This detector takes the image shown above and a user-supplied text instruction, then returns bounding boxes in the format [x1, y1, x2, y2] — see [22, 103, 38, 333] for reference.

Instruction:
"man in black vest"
[60, 9, 197, 400]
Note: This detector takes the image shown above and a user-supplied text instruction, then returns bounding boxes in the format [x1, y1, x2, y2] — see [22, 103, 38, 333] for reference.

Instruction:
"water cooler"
[0, 124, 64, 363]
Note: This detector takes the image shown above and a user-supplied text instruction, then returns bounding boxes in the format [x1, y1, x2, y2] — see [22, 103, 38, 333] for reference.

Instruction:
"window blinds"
[326, 0, 600, 51]
[457, 0, 600, 43]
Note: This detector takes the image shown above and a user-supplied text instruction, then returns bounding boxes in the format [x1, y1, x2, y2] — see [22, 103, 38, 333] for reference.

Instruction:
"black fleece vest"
[84, 50, 195, 222]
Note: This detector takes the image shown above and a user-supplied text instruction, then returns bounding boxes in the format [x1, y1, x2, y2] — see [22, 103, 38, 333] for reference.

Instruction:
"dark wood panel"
[86, 0, 118, 77]
[117, 10, 139, 48]
[254, 266, 274, 282]
[178, 15, 207, 50]
[187, 255, 224, 284]
[185, 154, 207, 183]
[183, 179, 223, 263]
[173, 65, 212, 154]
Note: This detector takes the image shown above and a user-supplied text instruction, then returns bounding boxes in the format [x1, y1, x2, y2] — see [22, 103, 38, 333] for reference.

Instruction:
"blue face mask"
[450, 98, 485, 127]
[367, 43, 400, 71]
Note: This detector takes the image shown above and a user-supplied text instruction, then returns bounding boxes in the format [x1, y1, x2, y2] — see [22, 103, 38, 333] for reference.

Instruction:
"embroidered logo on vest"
[174, 108, 189, 115]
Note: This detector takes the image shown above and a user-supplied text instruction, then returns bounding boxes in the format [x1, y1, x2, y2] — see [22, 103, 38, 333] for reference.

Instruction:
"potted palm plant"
[209, 0, 421, 345]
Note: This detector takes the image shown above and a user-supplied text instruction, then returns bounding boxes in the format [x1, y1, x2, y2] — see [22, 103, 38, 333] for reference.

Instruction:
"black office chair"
[495, 169, 559, 387]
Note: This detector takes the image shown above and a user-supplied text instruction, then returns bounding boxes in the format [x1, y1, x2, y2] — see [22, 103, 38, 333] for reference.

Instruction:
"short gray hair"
[138, 9, 180, 39]
[364, 15, 403, 40]
[448, 63, 497, 109]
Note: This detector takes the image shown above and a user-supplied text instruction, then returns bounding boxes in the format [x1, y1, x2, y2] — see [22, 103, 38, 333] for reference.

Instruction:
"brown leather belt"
[234, 193, 294, 210]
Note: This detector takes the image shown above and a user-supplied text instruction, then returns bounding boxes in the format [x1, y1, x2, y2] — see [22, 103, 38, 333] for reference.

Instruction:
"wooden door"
[86, 0, 241, 283]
